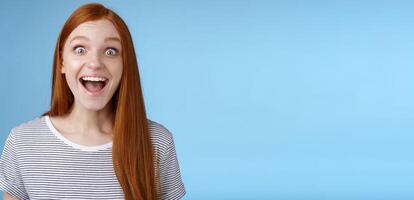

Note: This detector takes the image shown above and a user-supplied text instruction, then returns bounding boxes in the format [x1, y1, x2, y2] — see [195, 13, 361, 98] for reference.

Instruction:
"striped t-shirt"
[0, 115, 185, 200]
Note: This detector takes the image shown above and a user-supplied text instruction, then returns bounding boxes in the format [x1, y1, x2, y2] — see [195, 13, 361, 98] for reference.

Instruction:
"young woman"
[0, 3, 185, 200]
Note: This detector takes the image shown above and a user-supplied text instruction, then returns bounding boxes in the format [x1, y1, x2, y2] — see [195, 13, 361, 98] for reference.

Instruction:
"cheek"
[114, 69, 123, 86]
[61, 61, 82, 85]
[109, 62, 123, 83]
[64, 53, 82, 65]
[63, 62, 81, 78]
[62, 54, 82, 73]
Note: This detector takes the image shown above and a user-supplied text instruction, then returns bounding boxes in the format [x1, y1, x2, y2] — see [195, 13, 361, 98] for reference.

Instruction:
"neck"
[65, 100, 114, 136]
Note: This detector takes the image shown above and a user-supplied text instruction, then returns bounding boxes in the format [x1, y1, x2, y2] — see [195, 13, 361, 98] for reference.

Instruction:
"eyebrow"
[69, 36, 121, 44]
[104, 37, 121, 43]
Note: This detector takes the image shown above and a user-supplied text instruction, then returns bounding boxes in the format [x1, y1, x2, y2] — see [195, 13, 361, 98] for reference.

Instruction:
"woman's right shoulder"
[7, 115, 46, 139]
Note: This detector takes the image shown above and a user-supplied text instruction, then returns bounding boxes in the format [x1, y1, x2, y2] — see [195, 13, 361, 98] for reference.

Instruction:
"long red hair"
[42, 3, 158, 200]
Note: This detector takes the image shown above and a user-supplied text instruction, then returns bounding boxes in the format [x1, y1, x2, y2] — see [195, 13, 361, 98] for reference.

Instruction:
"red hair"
[42, 3, 158, 199]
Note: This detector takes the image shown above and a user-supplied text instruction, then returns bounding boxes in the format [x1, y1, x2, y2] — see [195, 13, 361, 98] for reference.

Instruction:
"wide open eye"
[73, 46, 87, 55]
[105, 48, 118, 56]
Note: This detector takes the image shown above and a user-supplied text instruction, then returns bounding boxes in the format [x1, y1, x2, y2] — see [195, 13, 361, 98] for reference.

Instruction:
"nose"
[85, 50, 103, 69]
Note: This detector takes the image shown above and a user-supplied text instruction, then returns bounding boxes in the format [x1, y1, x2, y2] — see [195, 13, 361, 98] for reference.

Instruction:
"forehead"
[67, 19, 120, 41]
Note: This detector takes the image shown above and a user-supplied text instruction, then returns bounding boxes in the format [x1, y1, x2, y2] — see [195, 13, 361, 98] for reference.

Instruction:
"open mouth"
[79, 76, 109, 94]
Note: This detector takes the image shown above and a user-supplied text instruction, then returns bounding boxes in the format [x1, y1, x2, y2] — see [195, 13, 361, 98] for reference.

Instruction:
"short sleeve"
[159, 135, 186, 200]
[0, 129, 29, 200]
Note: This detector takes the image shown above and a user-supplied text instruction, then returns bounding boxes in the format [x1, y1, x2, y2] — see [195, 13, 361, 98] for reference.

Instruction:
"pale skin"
[4, 19, 123, 200]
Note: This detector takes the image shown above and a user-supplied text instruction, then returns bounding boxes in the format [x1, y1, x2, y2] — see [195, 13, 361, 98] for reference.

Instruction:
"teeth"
[81, 76, 107, 82]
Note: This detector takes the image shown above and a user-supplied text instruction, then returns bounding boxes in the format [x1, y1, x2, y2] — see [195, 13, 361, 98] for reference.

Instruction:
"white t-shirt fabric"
[0, 115, 185, 200]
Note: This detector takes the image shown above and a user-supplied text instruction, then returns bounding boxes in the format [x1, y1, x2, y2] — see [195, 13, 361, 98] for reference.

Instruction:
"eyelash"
[72, 46, 119, 56]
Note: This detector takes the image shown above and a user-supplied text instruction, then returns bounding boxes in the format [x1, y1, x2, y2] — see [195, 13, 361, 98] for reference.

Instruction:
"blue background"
[1, 0, 414, 199]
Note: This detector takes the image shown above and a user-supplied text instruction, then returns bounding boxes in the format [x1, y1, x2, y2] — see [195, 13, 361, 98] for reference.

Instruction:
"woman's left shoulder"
[147, 119, 175, 148]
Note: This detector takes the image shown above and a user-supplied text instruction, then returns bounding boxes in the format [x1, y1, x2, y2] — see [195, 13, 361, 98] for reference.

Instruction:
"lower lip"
[80, 81, 108, 97]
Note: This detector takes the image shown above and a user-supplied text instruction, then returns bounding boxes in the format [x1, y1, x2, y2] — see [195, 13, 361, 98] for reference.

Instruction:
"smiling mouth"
[79, 78, 108, 93]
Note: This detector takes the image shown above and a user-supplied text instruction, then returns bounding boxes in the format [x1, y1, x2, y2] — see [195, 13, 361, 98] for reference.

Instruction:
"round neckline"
[44, 115, 113, 152]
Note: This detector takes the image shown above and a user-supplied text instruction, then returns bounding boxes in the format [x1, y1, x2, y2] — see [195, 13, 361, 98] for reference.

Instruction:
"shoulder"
[147, 119, 177, 159]
[147, 119, 174, 147]
[2, 116, 46, 151]
[8, 116, 46, 139]
[147, 120, 186, 199]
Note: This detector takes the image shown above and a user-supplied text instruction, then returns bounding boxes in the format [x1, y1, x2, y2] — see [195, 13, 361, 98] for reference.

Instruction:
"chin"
[81, 101, 109, 111]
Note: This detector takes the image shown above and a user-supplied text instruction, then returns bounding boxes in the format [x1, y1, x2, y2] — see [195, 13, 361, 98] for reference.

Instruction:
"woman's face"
[61, 19, 123, 112]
